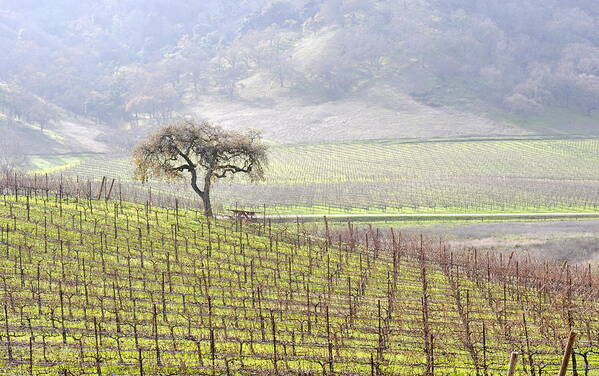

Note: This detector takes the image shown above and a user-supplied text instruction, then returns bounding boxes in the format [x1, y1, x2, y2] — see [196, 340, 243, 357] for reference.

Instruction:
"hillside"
[0, 82, 109, 162]
[0, 183, 596, 374]
[191, 86, 528, 144]
[1, 0, 598, 148]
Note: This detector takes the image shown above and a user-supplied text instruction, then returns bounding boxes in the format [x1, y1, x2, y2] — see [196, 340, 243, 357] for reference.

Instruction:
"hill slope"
[0, 191, 596, 374]
[191, 86, 528, 144]
[0, 82, 109, 160]
[1, 0, 598, 145]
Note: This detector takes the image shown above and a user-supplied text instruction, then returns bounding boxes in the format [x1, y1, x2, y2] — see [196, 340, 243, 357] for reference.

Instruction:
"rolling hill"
[0, 0, 598, 150]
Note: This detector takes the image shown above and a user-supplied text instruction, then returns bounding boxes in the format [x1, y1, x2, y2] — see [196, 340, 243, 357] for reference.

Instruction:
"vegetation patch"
[0, 191, 596, 375]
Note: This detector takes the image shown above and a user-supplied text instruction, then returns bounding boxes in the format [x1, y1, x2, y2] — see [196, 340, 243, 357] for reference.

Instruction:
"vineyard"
[0, 179, 597, 375]
[50, 136, 599, 215]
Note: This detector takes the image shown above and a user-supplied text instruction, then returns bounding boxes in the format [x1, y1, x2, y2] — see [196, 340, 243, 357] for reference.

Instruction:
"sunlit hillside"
[0, 186, 596, 375]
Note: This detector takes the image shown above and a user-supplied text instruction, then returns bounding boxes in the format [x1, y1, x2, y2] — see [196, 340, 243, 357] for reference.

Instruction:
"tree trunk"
[188, 167, 214, 217]
[202, 194, 213, 217]
[202, 172, 213, 217]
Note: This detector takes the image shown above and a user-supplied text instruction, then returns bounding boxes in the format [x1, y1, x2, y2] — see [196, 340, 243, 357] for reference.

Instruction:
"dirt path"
[263, 212, 599, 223]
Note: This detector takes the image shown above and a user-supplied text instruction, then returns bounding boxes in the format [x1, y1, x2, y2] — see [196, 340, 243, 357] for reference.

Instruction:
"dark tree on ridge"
[133, 119, 268, 217]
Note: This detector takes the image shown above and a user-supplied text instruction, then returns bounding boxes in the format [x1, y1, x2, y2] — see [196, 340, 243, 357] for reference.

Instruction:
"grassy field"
[28, 154, 96, 175]
[43, 136, 599, 215]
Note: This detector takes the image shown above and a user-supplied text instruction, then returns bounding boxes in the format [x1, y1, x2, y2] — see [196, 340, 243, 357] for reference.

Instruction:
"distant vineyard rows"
[53, 138, 599, 214]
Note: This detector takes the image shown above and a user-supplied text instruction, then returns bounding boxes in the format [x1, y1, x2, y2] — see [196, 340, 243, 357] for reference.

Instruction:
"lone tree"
[133, 119, 268, 217]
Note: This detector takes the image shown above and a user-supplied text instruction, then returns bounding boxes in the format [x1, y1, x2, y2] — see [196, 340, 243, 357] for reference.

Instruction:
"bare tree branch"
[133, 119, 268, 216]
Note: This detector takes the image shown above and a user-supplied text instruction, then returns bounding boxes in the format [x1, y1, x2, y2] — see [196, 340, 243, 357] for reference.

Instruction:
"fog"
[0, 0, 597, 155]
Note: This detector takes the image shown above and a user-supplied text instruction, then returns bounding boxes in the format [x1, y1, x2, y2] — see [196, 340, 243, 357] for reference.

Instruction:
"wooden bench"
[229, 209, 257, 222]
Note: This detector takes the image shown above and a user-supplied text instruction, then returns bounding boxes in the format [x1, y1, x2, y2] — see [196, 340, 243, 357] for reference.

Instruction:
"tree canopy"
[133, 119, 268, 216]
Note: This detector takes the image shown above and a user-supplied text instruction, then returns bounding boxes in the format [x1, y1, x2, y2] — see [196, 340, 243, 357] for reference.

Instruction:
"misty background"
[0, 0, 598, 164]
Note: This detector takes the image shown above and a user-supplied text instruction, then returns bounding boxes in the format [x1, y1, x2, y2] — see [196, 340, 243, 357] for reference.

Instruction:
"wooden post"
[106, 179, 115, 201]
[5, 304, 13, 362]
[558, 332, 577, 376]
[506, 352, 519, 376]
[97, 177, 106, 200]
[93, 317, 102, 376]
[153, 304, 162, 366]
[270, 310, 278, 375]
[325, 305, 334, 375]
[370, 353, 375, 376]
[29, 336, 33, 376]
[138, 347, 144, 376]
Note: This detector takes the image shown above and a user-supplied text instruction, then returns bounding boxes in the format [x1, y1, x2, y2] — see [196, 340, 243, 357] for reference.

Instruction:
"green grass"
[0, 194, 596, 375]
[29, 154, 96, 174]
[261, 204, 599, 216]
